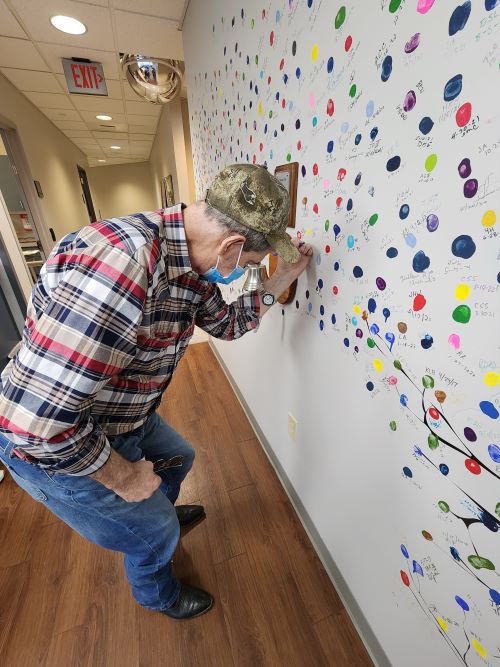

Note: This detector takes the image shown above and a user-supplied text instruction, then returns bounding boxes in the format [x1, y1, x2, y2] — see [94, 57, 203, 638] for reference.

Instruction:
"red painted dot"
[282, 98, 286, 108]
[262, 9, 266, 18]
[325, 245, 331, 253]
[332, 285, 339, 295]
[259, 142, 263, 152]
[313, 203, 319, 214]
[428, 407, 440, 420]
[345, 35, 353, 52]
[455, 102, 472, 128]
[327, 98, 335, 116]
[337, 168, 346, 181]
[297, 140, 302, 150]
[400, 571, 410, 587]
[249, 135, 253, 143]
[270, 31, 274, 46]
[413, 294, 426, 312]
[312, 163, 319, 176]
[252, 154, 257, 164]
[336, 197, 343, 207]
[279, 58, 285, 70]
[267, 75, 271, 85]
[465, 459, 481, 475]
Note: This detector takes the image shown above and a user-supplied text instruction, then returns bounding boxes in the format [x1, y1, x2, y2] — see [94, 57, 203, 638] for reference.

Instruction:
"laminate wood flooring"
[0, 342, 373, 667]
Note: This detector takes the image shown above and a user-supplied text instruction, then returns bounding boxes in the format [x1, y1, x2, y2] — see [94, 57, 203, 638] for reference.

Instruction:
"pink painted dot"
[309, 92, 316, 109]
[388, 376, 398, 385]
[297, 140, 302, 150]
[323, 178, 330, 189]
[345, 35, 353, 52]
[448, 333, 460, 350]
[417, 0, 436, 14]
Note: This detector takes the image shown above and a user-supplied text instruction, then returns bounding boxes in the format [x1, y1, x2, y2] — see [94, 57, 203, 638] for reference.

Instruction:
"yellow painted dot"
[454, 283, 471, 300]
[257, 101, 263, 116]
[472, 639, 487, 659]
[484, 371, 499, 387]
[219, 87, 223, 98]
[311, 44, 319, 61]
[353, 304, 362, 314]
[306, 228, 311, 236]
[373, 358, 383, 373]
[437, 617, 448, 633]
[482, 209, 496, 228]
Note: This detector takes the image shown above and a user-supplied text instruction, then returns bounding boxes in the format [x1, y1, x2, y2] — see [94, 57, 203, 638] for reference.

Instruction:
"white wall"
[0, 73, 91, 240]
[184, 2, 500, 666]
[88, 161, 157, 220]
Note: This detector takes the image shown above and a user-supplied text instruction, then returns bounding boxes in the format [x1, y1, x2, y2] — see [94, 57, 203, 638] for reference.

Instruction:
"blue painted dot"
[317, 278, 324, 289]
[488, 444, 500, 463]
[331, 313, 337, 324]
[449, 2, 472, 36]
[451, 234, 476, 259]
[354, 133, 362, 145]
[301, 165, 306, 177]
[307, 302, 312, 313]
[327, 56, 334, 73]
[405, 233, 417, 248]
[450, 546, 460, 561]
[490, 589, 500, 605]
[381, 55, 393, 82]
[366, 100, 375, 117]
[353, 265, 363, 278]
[343, 337, 350, 347]
[316, 254, 321, 266]
[403, 467, 413, 478]
[486, 0, 499, 9]
[418, 116, 434, 135]
[366, 381, 374, 391]
[421, 334, 433, 349]
[480, 400, 499, 419]
[319, 320, 324, 331]
[333, 224, 341, 238]
[283, 74, 288, 84]
[296, 67, 301, 79]
[347, 235, 355, 249]
[386, 155, 401, 172]
[401, 544, 409, 558]
[370, 127, 378, 141]
[444, 74, 463, 101]
[386, 247, 398, 258]
[333, 261, 340, 271]
[347, 198, 353, 211]
[439, 463, 449, 475]
[295, 118, 301, 129]
[320, 304, 325, 316]
[341, 121, 349, 133]
[354, 172, 362, 186]
[368, 298, 376, 313]
[399, 204, 410, 219]
[412, 250, 431, 273]
[327, 139, 334, 153]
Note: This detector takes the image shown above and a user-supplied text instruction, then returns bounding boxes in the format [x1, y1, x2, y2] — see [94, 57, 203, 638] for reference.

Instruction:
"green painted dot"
[393, 360, 402, 370]
[452, 304, 471, 324]
[389, 421, 397, 431]
[334, 6, 346, 29]
[496, 502, 500, 519]
[325, 219, 330, 231]
[286, 153, 292, 162]
[368, 213, 378, 226]
[269, 110, 273, 118]
[255, 55, 259, 64]
[428, 434, 439, 450]
[229, 119, 232, 125]
[422, 375, 435, 389]
[349, 84, 357, 98]
[438, 500, 449, 513]
[251, 18, 255, 29]
[389, 0, 402, 12]
[425, 153, 438, 172]
[242, 73, 245, 80]
[312, 116, 318, 127]
[367, 338, 375, 348]
[468, 555, 495, 571]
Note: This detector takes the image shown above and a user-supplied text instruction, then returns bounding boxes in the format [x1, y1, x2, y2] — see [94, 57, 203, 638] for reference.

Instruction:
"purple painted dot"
[356, 328, 363, 338]
[458, 157, 471, 178]
[403, 90, 417, 112]
[463, 178, 478, 198]
[426, 214, 439, 232]
[404, 32, 420, 53]
[376, 277, 386, 290]
[464, 427, 477, 442]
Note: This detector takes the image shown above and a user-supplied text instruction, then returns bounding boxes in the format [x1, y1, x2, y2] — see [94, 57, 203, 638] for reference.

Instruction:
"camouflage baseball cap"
[205, 163, 301, 263]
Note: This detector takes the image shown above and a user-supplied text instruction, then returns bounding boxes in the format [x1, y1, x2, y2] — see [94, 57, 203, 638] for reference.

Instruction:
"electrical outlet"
[288, 413, 298, 440]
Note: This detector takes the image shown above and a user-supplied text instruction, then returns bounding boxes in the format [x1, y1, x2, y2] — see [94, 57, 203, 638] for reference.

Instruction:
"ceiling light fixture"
[96, 114, 112, 121]
[110, 145, 121, 150]
[50, 15, 87, 35]
[98, 159, 106, 162]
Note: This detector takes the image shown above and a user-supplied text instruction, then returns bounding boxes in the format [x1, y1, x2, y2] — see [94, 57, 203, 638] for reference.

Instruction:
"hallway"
[0, 343, 372, 667]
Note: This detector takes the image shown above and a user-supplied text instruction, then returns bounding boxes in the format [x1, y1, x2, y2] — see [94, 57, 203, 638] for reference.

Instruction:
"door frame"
[77, 164, 96, 222]
[0, 125, 53, 257]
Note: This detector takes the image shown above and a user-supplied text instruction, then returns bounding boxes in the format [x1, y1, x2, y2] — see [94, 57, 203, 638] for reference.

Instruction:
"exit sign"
[62, 58, 108, 96]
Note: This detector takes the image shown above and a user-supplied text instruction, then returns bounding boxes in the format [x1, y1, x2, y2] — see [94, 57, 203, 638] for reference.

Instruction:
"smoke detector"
[121, 54, 184, 104]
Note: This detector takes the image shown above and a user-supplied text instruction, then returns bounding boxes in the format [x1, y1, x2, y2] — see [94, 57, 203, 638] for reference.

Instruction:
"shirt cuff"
[51, 433, 111, 476]
[237, 291, 261, 333]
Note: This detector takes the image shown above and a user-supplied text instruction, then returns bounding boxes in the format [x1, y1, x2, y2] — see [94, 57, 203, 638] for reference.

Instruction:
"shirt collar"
[160, 204, 193, 282]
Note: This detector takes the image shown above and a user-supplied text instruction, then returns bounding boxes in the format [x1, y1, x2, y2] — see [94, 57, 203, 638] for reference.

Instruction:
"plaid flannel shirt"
[0, 205, 260, 475]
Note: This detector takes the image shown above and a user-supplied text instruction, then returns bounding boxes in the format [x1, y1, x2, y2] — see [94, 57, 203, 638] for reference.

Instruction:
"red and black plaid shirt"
[0, 205, 260, 475]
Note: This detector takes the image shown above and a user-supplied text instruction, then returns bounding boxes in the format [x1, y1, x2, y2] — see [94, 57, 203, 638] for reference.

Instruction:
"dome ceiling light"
[121, 54, 184, 104]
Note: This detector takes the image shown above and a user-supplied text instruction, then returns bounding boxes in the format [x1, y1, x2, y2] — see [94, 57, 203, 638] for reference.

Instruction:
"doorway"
[78, 165, 96, 222]
[0, 130, 46, 283]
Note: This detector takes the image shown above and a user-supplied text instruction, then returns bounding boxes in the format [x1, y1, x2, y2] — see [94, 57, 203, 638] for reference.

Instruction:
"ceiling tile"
[24, 91, 74, 108]
[0, 36, 49, 70]
[71, 96, 124, 113]
[13, 0, 114, 50]
[114, 10, 183, 60]
[41, 107, 82, 121]
[0, 67, 61, 92]
[0, 1, 27, 38]
[129, 132, 154, 141]
[79, 109, 126, 124]
[38, 44, 120, 79]
[53, 119, 88, 130]
[92, 131, 128, 140]
[125, 100, 161, 117]
[127, 124, 155, 134]
[126, 114, 158, 127]
[64, 129, 93, 138]
[111, 0, 185, 21]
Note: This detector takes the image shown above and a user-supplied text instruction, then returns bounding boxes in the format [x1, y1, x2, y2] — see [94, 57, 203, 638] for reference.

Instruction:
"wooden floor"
[0, 343, 373, 667]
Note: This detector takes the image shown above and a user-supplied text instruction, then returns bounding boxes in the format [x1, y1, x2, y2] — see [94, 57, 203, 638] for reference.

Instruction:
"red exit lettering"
[70, 63, 102, 90]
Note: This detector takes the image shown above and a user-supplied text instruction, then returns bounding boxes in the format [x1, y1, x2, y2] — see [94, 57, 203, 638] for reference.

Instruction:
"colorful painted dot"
[454, 283, 471, 300]
[425, 153, 438, 172]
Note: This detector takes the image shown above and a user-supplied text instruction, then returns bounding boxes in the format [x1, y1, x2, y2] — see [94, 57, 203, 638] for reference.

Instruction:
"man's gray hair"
[205, 203, 271, 253]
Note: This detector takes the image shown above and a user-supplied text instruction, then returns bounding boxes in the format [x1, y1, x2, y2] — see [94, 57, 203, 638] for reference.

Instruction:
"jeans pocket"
[8, 468, 48, 503]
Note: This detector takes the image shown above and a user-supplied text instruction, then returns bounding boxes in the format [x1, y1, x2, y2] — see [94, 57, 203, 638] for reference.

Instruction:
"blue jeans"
[0, 412, 195, 611]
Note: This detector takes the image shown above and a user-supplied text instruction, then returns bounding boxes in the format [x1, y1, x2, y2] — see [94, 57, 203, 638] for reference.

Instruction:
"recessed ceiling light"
[98, 159, 106, 162]
[110, 145, 121, 150]
[50, 15, 87, 35]
[96, 114, 112, 121]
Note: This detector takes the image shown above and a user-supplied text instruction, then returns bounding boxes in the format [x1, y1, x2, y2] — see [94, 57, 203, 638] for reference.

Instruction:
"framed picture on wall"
[161, 175, 175, 208]
[274, 161, 298, 228]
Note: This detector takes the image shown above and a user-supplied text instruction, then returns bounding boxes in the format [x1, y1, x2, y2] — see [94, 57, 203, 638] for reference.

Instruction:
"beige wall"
[88, 161, 157, 220]
[181, 98, 196, 204]
[149, 104, 177, 208]
[0, 73, 91, 241]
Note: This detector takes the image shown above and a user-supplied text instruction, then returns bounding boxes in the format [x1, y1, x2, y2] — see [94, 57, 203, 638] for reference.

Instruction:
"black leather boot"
[175, 504, 205, 527]
[162, 584, 214, 620]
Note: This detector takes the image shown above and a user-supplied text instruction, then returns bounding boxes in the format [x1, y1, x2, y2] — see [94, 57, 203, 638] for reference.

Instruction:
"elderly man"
[0, 164, 312, 619]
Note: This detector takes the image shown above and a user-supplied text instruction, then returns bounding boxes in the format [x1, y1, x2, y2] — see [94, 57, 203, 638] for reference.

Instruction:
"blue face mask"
[201, 244, 246, 284]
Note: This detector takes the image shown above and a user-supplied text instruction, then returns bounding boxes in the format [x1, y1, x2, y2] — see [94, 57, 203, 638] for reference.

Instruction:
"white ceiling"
[0, 0, 187, 166]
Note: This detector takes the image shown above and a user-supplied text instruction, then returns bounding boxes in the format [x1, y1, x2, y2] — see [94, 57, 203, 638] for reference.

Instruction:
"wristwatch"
[262, 292, 275, 306]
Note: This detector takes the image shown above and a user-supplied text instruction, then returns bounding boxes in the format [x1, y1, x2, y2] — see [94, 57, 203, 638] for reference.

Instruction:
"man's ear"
[217, 234, 246, 256]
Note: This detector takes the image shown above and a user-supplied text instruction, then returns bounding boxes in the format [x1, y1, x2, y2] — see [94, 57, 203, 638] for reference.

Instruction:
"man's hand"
[90, 448, 161, 502]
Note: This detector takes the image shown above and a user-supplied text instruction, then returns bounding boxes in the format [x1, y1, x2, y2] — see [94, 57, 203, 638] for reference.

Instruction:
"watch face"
[263, 293, 275, 305]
